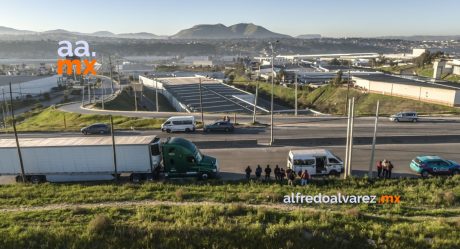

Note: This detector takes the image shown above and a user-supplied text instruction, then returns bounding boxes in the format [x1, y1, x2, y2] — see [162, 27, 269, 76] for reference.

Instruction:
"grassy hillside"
[94, 89, 148, 111]
[14, 107, 165, 132]
[0, 177, 460, 249]
[231, 80, 460, 115]
[307, 85, 460, 115]
[231, 80, 312, 108]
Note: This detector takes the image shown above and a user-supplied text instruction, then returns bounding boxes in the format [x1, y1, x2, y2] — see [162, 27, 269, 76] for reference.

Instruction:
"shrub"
[87, 214, 112, 234]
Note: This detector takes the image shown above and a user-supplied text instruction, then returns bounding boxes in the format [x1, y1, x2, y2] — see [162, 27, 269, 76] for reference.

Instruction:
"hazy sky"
[1, 0, 459, 37]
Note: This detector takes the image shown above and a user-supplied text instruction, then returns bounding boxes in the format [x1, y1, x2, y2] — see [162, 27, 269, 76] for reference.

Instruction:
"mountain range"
[0, 23, 290, 40]
[1, 24, 459, 41]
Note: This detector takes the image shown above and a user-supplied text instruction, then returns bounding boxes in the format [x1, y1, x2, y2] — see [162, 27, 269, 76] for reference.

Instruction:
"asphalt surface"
[203, 143, 460, 180]
[4, 116, 460, 143]
[1, 142, 457, 183]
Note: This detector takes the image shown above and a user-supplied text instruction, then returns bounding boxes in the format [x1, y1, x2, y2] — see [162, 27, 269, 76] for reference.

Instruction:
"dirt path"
[0, 200, 314, 213]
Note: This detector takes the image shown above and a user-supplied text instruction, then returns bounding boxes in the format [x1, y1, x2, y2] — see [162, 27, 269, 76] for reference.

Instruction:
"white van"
[161, 116, 196, 133]
[287, 149, 343, 176]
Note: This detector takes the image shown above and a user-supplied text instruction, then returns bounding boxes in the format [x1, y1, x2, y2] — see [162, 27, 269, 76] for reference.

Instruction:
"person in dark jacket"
[280, 168, 286, 182]
[376, 160, 383, 178]
[288, 170, 296, 186]
[387, 161, 394, 178]
[274, 165, 281, 181]
[255, 165, 262, 180]
[265, 165, 272, 180]
[245, 166, 252, 180]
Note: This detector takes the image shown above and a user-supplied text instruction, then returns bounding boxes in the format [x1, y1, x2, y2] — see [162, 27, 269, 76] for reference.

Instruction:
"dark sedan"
[203, 121, 234, 132]
[81, 123, 111, 135]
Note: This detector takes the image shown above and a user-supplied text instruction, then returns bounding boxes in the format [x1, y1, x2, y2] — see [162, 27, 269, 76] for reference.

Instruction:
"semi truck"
[0, 135, 218, 183]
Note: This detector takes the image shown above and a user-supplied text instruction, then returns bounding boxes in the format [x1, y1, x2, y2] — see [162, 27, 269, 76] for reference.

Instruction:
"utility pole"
[344, 99, 351, 179]
[109, 56, 114, 94]
[9, 82, 25, 183]
[347, 97, 355, 178]
[18, 83, 22, 100]
[110, 115, 118, 182]
[133, 86, 138, 112]
[155, 78, 159, 112]
[199, 77, 204, 125]
[81, 85, 85, 106]
[63, 113, 67, 129]
[252, 81, 259, 124]
[2, 88, 7, 129]
[101, 80, 105, 110]
[294, 72, 298, 116]
[368, 100, 380, 178]
[1, 103, 6, 130]
[269, 42, 275, 145]
[87, 81, 91, 104]
[345, 65, 351, 115]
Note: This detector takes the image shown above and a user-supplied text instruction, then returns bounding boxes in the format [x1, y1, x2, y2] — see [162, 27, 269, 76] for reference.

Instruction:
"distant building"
[433, 59, 460, 79]
[412, 48, 427, 57]
[353, 74, 460, 107]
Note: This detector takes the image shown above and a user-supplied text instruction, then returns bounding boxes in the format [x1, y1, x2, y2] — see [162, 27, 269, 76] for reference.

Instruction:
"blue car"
[410, 156, 460, 178]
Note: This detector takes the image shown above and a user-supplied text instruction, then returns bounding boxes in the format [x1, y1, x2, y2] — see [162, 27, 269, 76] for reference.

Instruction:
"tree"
[329, 58, 341, 66]
[227, 74, 235, 84]
[332, 70, 343, 86]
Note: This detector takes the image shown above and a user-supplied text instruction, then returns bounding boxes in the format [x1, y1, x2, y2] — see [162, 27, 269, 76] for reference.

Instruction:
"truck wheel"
[413, 119, 417, 123]
[30, 175, 44, 184]
[200, 173, 209, 180]
[99, 130, 105, 134]
[421, 170, 429, 178]
[166, 129, 171, 133]
[224, 128, 229, 132]
[131, 174, 141, 183]
[329, 170, 340, 177]
[84, 131, 88, 135]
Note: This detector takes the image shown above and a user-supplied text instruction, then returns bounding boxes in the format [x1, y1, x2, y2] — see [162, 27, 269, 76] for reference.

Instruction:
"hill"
[0, 26, 35, 35]
[171, 23, 291, 39]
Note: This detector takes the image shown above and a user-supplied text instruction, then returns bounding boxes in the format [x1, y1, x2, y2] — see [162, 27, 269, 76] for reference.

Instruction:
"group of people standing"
[376, 159, 394, 178]
[245, 165, 310, 186]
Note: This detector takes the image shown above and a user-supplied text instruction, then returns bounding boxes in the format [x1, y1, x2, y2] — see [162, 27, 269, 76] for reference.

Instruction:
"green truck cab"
[161, 137, 219, 179]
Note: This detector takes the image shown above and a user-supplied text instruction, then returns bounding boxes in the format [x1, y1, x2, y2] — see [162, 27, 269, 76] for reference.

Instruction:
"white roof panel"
[0, 136, 157, 148]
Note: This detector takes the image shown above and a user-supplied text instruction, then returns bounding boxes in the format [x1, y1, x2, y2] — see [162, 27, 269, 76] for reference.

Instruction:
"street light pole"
[269, 42, 275, 146]
[294, 72, 298, 116]
[155, 78, 159, 112]
[368, 100, 380, 178]
[199, 77, 204, 125]
[252, 65, 260, 124]
[9, 82, 25, 183]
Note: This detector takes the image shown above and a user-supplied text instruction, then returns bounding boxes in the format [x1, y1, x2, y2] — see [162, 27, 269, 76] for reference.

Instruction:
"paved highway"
[1, 142, 457, 183]
[203, 143, 460, 179]
[3, 116, 460, 143]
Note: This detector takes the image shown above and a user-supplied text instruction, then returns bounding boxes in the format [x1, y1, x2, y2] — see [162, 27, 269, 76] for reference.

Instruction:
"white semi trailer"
[0, 135, 161, 183]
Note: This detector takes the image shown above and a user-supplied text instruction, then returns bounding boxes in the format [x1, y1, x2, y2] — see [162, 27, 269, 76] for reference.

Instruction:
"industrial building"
[138, 76, 282, 113]
[353, 74, 460, 107]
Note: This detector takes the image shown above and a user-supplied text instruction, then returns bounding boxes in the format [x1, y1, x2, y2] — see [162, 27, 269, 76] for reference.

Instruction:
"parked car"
[81, 123, 110, 135]
[161, 116, 196, 133]
[389, 112, 418, 122]
[203, 121, 235, 132]
[410, 155, 460, 178]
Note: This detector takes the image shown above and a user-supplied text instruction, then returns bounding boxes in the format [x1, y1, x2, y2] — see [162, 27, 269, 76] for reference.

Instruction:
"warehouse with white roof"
[353, 74, 460, 107]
